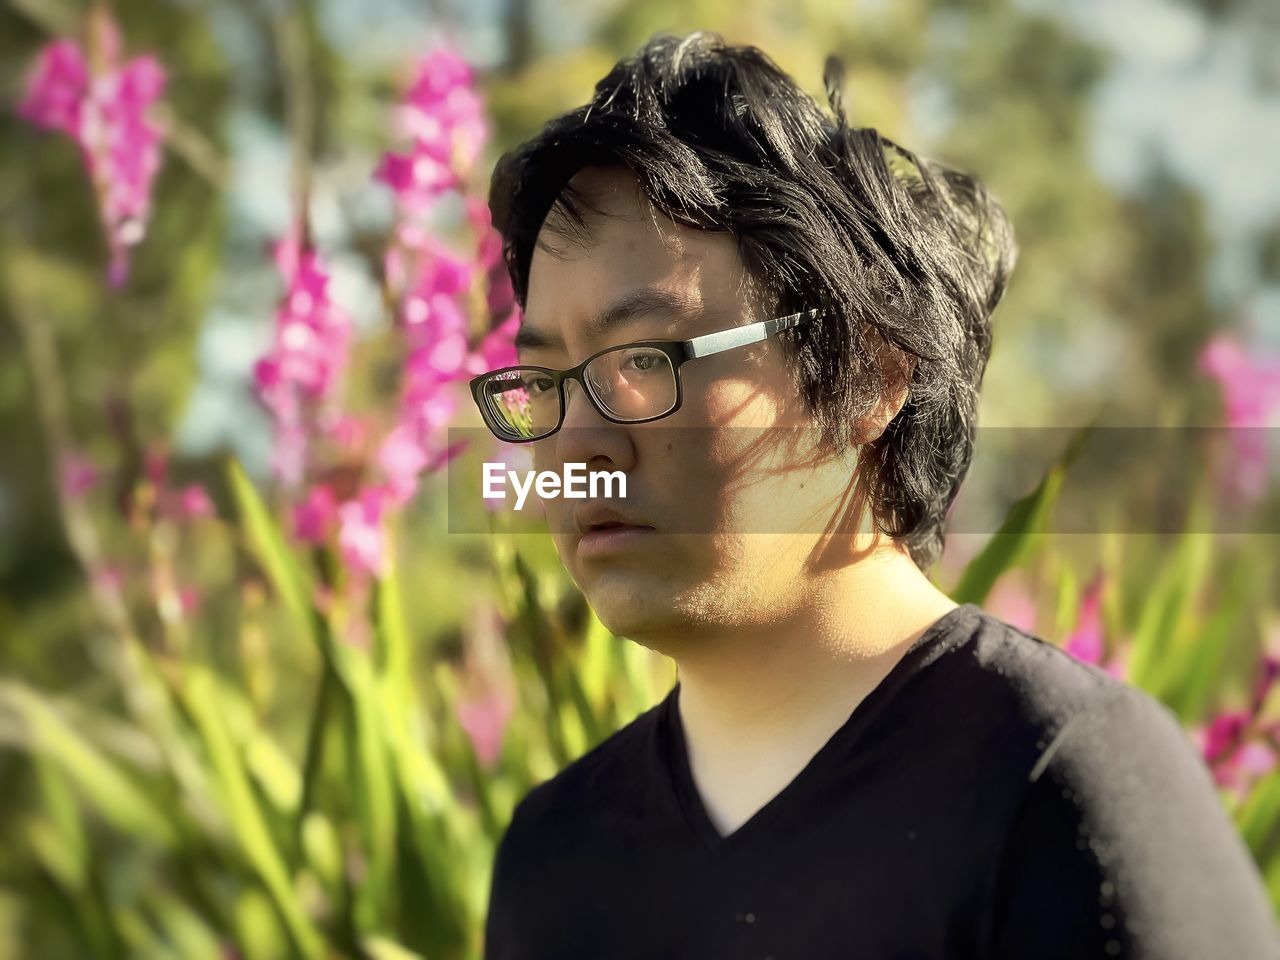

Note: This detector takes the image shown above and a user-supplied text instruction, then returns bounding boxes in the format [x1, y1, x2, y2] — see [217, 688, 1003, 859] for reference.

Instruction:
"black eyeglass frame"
[468, 307, 822, 443]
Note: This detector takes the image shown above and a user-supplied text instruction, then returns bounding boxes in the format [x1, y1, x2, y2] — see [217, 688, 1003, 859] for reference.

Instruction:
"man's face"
[520, 165, 875, 651]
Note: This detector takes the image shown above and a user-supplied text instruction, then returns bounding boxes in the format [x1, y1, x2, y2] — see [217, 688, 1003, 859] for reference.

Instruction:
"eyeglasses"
[468, 308, 820, 443]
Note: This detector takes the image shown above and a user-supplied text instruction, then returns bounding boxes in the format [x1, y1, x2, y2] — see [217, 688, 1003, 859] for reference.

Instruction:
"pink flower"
[427, 437, 471, 472]
[405, 379, 458, 432]
[1200, 710, 1249, 768]
[368, 43, 515, 498]
[374, 394, 471, 506]
[59, 451, 101, 499]
[272, 230, 303, 277]
[1234, 741, 1278, 780]
[374, 44, 488, 214]
[18, 40, 87, 135]
[1195, 710, 1278, 795]
[456, 688, 514, 768]
[323, 413, 368, 455]
[257, 244, 352, 408]
[376, 423, 432, 506]
[986, 571, 1037, 635]
[18, 13, 167, 286]
[144, 446, 169, 486]
[1062, 569, 1124, 677]
[1194, 651, 1280, 796]
[1061, 571, 1128, 679]
[455, 602, 516, 768]
[178, 585, 202, 617]
[91, 561, 127, 596]
[172, 484, 215, 521]
[254, 237, 354, 488]
[374, 140, 458, 211]
[338, 487, 389, 578]
[1197, 333, 1280, 504]
[270, 420, 309, 490]
[293, 484, 339, 544]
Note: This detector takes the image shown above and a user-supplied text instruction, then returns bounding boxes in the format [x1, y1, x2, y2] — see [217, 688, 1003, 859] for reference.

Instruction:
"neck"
[667, 544, 958, 769]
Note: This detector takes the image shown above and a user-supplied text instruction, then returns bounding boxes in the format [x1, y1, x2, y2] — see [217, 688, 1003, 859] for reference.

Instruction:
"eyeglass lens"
[480, 345, 677, 440]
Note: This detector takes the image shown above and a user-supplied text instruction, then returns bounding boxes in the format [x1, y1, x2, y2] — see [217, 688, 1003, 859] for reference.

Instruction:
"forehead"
[521, 166, 753, 347]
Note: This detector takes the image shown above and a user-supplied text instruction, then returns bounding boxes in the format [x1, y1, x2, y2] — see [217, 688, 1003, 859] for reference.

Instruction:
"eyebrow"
[514, 287, 704, 353]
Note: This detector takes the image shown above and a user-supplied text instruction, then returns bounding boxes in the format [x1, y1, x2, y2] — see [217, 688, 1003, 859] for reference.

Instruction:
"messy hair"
[488, 30, 1018, 571]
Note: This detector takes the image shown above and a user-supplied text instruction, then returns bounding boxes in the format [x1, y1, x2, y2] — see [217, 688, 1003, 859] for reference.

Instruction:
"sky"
[1030, 0, 1280, 342]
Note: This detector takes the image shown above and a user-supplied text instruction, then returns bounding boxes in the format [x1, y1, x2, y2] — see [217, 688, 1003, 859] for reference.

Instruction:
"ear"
[854, 342, 914, 444]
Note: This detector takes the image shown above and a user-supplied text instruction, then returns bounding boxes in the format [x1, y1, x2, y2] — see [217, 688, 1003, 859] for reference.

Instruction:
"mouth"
[576, 520, 656, 557]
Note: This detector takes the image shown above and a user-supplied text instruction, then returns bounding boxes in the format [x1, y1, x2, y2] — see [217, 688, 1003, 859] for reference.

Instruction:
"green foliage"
[2, 431, 1278, 956]
[2, 0, 1278, 954]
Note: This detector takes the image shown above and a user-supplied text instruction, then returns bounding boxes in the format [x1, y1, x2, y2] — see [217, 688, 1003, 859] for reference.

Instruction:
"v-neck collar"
[658, 603, 980, 859]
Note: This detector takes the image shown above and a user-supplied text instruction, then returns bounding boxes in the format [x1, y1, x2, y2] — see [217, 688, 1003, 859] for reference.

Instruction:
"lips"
[573, 503, 655, 536]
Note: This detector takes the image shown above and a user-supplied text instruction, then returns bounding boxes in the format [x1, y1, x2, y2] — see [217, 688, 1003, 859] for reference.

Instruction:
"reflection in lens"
[584, 347, 676, 420]
[482, 369, 560, 440]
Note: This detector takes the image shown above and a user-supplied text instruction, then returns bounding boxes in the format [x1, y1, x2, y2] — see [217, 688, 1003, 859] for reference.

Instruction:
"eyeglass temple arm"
[685, 309, 819, 360]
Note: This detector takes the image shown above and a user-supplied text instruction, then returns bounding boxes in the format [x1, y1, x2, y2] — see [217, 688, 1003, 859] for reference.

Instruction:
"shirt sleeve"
[985, 686, 1279, 960]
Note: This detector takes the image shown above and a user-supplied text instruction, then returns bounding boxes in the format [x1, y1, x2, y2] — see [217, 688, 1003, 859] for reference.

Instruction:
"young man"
[471, 30, 1279, 960]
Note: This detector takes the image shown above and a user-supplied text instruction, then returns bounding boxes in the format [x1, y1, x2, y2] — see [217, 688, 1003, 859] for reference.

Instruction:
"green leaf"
[0, 681, 175, 846]
[1237, 767, 1280, 857]
[226, 458, 316, 649]
[1265, 847, 1280, 914]
[392, 795, 475, 958]
[950, 502, 1048, 607]
[146, 891, 224, 960]
[362, 935, 428, 960]
[232, 888, 291, 960]
[1051, 559, 1079, 644]
[341, 646, 398, 933]
[300, 811, 343, 894]
[951, 421, 1096, 606]
[569, 611, 618, 741]
[182, 668, 322, 960]
[26, 816, 84, 893]
[1169, 550, 1252, 723]
[1125, 482, 1214, 695]
[34, 757, 87, 887]
[375, 540, 414, 710]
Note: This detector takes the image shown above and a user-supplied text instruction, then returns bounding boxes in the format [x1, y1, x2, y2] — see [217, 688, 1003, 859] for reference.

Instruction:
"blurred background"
[1, 0, 1279, 956]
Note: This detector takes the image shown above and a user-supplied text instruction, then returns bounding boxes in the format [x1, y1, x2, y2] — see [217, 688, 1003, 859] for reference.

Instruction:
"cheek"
[683, 351, 797, 431]
[530, 440, 559, 476]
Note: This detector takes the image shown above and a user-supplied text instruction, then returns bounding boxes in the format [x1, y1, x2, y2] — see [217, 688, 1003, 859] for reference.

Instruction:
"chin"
[582, 575, 678, 637]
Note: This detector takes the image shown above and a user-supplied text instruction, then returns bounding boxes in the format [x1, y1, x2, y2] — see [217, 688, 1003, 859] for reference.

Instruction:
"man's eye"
[624, 352, 659, 372]
[528, 376, 556, 394]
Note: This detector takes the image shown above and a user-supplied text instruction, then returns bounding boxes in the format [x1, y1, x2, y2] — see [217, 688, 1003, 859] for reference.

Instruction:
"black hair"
[488, 30, 1018, 571]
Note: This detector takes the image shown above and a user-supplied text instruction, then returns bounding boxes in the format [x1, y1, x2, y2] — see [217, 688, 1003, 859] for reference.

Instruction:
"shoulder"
[961, 611, 1280, 957]
[913, 604, 1235, 850]
[960, 602, 1134, 723]
[908, 603, 1149, 786]
[958, 604, 1211, 776]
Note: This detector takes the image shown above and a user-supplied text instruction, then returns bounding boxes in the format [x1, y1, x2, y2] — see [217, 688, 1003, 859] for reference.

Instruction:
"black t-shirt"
[483, 602, 1279, 959]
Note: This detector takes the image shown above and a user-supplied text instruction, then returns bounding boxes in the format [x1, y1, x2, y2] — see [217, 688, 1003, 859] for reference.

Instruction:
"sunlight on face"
[521, 165, 878, 652]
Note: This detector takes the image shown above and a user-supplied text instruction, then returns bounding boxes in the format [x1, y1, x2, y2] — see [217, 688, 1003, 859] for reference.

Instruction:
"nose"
[552, 377, 636, 472]
[561, 377, 606, 429]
